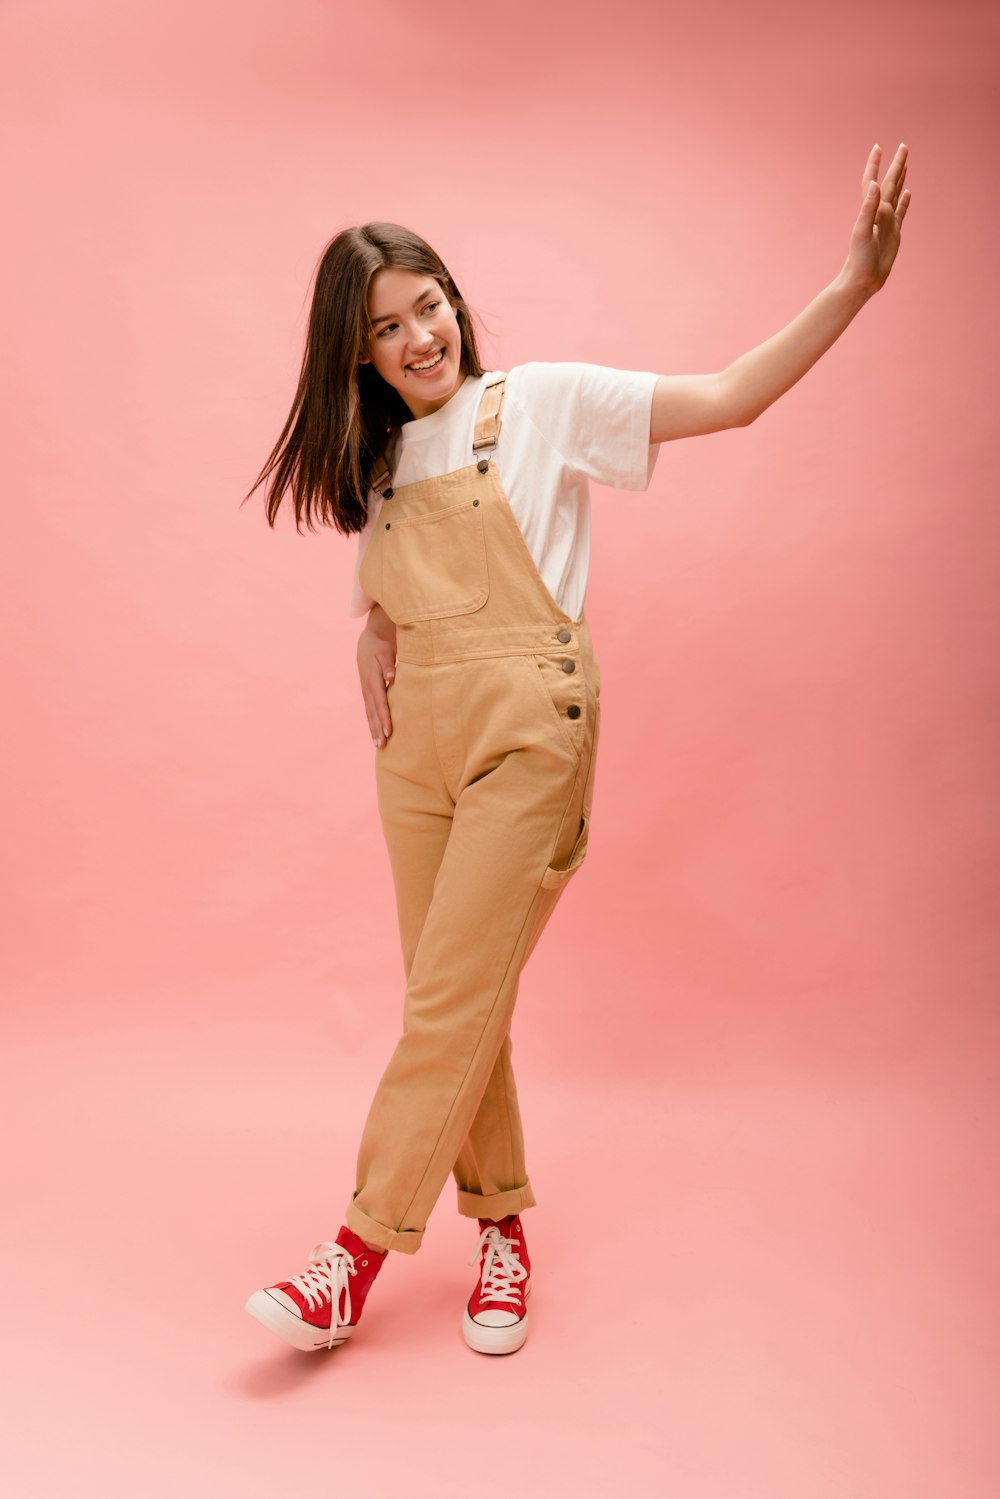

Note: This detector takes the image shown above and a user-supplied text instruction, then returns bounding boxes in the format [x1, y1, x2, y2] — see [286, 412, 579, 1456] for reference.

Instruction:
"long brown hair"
[243, 223, 486, 535]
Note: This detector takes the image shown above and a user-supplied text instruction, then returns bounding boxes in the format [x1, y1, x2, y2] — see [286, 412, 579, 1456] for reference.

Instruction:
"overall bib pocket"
[380, 497, 490, 624]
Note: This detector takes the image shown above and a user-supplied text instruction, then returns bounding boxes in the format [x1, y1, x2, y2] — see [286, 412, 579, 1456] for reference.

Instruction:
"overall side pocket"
[540, 815, 591, 889]
[539, 695, 601, 889]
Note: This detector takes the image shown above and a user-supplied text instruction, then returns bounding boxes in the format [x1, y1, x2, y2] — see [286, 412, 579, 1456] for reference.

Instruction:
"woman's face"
[360, 267, 465, 419]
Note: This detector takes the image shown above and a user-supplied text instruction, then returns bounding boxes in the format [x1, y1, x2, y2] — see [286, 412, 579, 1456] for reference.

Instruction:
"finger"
[890, 158, 906, 208]
[361, 672, 384, 741]
[379, 663, 396, 737]
[858, 176, 880, 231]
[373, 644, 396, 686]
[365, 670, 393, 746]
[365, 693, 384, 747]
[367, 705, 392, 747]
[882, 142, 908, 203]
[862, 143, 881, 197]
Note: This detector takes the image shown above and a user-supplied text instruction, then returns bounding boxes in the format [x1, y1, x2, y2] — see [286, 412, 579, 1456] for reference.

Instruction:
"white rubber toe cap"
[462, 1305, 529, 1356]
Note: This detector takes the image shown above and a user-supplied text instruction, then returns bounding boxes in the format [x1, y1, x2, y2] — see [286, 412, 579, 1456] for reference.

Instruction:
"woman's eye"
[376, 323, 397, 339]
[423, 302, 440, 314]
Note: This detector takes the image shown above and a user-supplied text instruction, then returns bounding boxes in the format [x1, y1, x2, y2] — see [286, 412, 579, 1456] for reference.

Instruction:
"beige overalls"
[347, 374, 601, 1255]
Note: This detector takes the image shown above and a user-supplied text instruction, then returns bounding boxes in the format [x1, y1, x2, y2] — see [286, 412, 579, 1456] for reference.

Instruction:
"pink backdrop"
[3, 0, 998, 1494]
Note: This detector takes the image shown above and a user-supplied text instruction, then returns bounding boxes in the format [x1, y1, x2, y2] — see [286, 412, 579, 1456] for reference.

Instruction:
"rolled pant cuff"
[455, 1182, 537, 1221]
[346, 1201, 425, 1256]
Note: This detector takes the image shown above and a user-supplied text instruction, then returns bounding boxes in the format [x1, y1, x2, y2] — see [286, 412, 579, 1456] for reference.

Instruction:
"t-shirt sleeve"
[509, 362, 661, 491]
[347, 502, 379, 617]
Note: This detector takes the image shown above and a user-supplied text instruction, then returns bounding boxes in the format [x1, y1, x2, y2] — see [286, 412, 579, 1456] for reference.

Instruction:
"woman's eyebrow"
[370, 285, 439, 326]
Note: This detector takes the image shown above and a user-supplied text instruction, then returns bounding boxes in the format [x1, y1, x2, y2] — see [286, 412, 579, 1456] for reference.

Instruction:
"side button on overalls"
[347, 375, 601, 1255]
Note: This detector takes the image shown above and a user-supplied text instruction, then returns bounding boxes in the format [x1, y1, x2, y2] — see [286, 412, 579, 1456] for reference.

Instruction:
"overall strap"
[367, 373, 506, 493]
[472, 375, 507, 455]
[368, 453, 392, 495]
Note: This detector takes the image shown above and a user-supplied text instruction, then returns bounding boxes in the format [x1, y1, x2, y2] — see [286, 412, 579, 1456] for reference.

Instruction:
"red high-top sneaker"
[245, 1226, 387, 1352]
[462, 1213, 532, 1355]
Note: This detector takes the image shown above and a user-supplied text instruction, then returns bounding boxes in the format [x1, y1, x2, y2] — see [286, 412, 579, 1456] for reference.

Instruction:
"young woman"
[243, 144, 910, 1357]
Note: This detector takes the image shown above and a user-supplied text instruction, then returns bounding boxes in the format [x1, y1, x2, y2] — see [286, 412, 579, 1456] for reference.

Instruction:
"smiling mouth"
[407, 347, 445, 372]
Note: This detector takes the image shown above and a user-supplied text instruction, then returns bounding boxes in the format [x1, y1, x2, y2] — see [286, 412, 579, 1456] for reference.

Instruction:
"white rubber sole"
[461, 1278, 531, 1355]
[245, 1289, 356, 1352]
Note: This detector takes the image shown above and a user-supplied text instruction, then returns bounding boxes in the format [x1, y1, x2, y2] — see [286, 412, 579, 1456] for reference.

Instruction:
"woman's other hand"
[841, 143, 911, 299]
[357, 603, 397, 748]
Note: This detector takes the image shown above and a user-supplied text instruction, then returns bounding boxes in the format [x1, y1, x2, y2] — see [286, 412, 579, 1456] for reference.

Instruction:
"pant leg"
[365, 662, 535, 1224]
[451, 681, 600, 1221]
[348, 805, 562, 1254]
[347, 715, 593, 1255]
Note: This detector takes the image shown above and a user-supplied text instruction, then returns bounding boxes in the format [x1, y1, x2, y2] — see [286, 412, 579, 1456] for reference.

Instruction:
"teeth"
[410, 349, 443, 371]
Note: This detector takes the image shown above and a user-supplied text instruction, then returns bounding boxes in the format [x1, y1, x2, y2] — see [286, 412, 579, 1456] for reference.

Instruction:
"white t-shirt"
[348, 362, 662, 620]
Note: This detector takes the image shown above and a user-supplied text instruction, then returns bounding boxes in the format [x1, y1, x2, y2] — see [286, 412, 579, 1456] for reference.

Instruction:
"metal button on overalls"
[348, 375, 601, 1257]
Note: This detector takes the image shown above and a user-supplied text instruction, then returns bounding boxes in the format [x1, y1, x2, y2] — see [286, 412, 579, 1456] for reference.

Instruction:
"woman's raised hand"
[357, 604, 397, 749]
[841, 143, 911, 299]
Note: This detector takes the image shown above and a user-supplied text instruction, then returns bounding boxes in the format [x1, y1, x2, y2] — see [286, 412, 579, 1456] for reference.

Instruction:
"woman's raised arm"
[649, 143, 911, 444]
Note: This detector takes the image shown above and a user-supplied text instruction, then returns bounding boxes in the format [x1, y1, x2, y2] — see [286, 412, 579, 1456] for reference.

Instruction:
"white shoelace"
[289, 1242, 357, 1350]
[467, 1224, 527, 1306]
